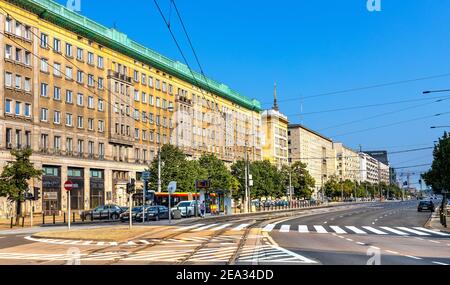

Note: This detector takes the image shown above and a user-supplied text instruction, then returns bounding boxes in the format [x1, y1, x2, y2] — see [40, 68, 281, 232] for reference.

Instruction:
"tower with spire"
[273, 82, 279, 111]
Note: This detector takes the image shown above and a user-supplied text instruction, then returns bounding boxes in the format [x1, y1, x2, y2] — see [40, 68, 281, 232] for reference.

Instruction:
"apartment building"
[261, 84, 289, 167]
[288, 124, 336, 199]
[0, 0, 261, 217]
[359, 152, 390, 185]
[333, 143, 361, 183]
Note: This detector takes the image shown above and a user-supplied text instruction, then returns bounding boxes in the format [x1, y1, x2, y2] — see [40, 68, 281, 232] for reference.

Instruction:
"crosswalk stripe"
[127, 241, 137, 245]
[397, 227, 431, 236]
[330, 226, 347, 234]
[362, 226, 388, 235]
[345, 226, 367, 234]
[192, 224, 219, 232]
[232, 224, 250, 231]
[262, 224, 276, 232]
[298, 225, 309, 233]
[380, 227, 409, 236]
[211, 224, 232, 231]
[280, 225, 291, 233]
[175, 224, 205, 231]
[413, 227, 450, 237]
[139, 240, 150, 245]
[313, 225, 328, 234]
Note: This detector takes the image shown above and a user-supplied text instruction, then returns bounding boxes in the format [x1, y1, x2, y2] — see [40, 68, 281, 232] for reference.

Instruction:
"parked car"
[120, 206, 151, 222]
[174, 201, 198, 217]
[418, 200, 435, 212]
[81, 204, 124, 221]
[136, 206, 171, 222]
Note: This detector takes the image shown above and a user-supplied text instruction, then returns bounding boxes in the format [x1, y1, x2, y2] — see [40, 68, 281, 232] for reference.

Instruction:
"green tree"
[281, 162, 315, 199]
[0, 149, 43, 225]
[198, 154, 234, 192]
[230, 160, 246, 200]
[250, 160, 284, 199]
[147, 145, 203, 192]
[422, 132, 450, 195]
[323, 178, 340, 199]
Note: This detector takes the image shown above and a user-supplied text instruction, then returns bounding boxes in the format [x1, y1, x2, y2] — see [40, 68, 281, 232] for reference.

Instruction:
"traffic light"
[33, 187, 41, 201]
[127, 179, 136, 194]
[24, 191, 34, 201]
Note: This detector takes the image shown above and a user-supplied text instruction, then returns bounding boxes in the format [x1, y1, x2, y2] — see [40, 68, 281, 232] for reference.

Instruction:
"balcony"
[108, 70, 132, 84]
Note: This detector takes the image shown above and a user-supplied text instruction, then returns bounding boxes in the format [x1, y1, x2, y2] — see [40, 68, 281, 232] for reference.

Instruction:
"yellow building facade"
[0, 0, 262, 217]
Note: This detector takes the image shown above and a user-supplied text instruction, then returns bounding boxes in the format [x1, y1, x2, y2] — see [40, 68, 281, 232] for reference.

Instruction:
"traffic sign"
[168, 181, 177, 194]
[64, 181, 76, 191]
[142, 171, 150, 181]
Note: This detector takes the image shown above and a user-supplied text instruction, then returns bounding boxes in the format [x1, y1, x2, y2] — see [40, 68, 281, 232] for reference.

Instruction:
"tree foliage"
[422, 132, 450, 194]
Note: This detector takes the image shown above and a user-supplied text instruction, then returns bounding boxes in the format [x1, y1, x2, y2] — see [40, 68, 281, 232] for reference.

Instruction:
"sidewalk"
[426, 208, 450, 234]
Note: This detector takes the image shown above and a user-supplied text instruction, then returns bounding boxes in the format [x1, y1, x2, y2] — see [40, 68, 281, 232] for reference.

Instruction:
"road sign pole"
[142, 181, 146, 224]
[169, 192, 171, 224]
[129, 193, 133, 230]
[30, 199, 33, 228]
[68, 190, 71, 230]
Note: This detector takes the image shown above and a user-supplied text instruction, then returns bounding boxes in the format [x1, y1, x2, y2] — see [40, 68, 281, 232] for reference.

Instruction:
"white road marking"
[127, 241, 136, 246]
[432, 261, 449, 265]
[330, 226, 347, 234]
[109, 242, 118, 246]
[211, 224, 232, 231]
[370, 246, 380, 250]
[397, 227, 431, 236]
[298, 225, 309, 233]
[232, 224, 250, 231]
[429, 240, 441, 244]
[96, 242, 105, 246]
[262, 224, 276, 232]
[356, 242, 365, 245]
[380, 227, 409, 236]
[413, 227, 450, 236]
[346, 238, 354, 242]
[346, 226, 367, 234]
[404, 255, 422, 260]
[386, 250, 399, 254]
[139, 240, 150, 245]
[192, 224, 219, 232]
[175, 224, 205, 231]
[279, 225, 291, 233]
[313, 225, 328, 234]
[362, 226, 388, 235]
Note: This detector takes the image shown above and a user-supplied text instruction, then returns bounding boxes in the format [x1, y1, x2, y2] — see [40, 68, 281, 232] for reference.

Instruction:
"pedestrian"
[200, 201, 206, 218]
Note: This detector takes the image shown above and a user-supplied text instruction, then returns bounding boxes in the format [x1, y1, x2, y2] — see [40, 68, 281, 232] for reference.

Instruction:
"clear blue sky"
[56, 0, 450, 186]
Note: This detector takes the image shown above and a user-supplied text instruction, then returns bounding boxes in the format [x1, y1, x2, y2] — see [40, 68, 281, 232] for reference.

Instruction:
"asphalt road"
[269, 200, 450, 265]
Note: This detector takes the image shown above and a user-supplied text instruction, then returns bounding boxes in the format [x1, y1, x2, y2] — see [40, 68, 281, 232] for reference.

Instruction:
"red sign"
[64, 181, 75, 191]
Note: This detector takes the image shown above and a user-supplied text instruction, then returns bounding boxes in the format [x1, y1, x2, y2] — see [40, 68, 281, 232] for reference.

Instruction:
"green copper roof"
[7, 0, 262, 111]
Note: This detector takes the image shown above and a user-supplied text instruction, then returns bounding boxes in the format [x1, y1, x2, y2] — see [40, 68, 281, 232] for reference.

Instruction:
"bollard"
[64, 212, 66, 224]
[10, 217, 13, 229]
[73, 212, 76, 223]
[53, 213, 55, 224]
[42, 213, 45, 225]
[21, 216, 25, 228]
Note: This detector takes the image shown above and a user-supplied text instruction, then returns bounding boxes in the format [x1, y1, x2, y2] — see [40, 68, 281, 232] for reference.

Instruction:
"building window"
[149, 77, 153, 87]
[54, 87, 61, 100]
[88, 141, 94, 156]
[98, 56, 104, 68]
[24, 103, 31, 117]
[134, 70, 139, 82]
[6, 128, 12, 148]
[15, 75, 21, 89]
[66, 90, 73, 104]
[40, 83, 48, 97]
[88, 96, 94, 109]
[25, 131, 31, 148]
[5, 72, 12, 87]
[77, 48, 83, 61]
[98, 120, 104, 133]
[24, 78, 31, 92]
[98, 99, 104, 111]
[88, 74, 94, 87]
[134, 90, 139, 102]
[77, 140, 84, 154]
[77, 116, 83, 128]
[162, 82, 167, 93]
[135, 128, 140, 139]
[142, 73, 146, 84]
[5, 45, 12, 60]
[40, 33, 48, 48]
[25, 51, 31, 66]
[87, 52, 94, 65]
[40, 134, 49, 151]
[5, 99, 12, 114]
[65, 67, 73, 79]
[66, 113, 73, 126]
[53, 38, 61, 53]
[15, 21, 22, 37]
[156, 97, 161, 108]
[40, 59, 49, 72]
[76, 70, 83, 83]
[15, 101, 21, 116]
[15, 48, 22, 62]
[77, 93, 84, 106]
[98, 78, 104, 89]
[142, 92, 147, 103]
[40, 108, 48, 122]
[53, 62, 62, 76]
[88, 118, 94, 130]
[66, 138, 73, 153]
[53, 111, 61, 124]
[54, 136, 61, 151]
[156, 79, 160, 90]
[66, 43, 73, 57]
[5, 18, 12, 33]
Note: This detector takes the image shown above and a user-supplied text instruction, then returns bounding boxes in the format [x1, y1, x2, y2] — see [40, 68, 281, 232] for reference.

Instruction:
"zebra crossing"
[178, 223, 450, 238]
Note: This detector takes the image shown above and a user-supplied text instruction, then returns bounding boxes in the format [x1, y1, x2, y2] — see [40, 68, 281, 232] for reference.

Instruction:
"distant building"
[364, 150, 389, 166]
[288, 124, 335, 199]
[333, 143, 361, 183]
[261, 83, 289, 168]
[359, 153, 390, 185]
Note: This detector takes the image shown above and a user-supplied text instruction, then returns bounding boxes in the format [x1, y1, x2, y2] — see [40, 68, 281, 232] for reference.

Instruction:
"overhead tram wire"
[0, 9, 162, 139]
[261, 72, 450, 105]
[318, 96, 450, 132]
[329, 111, 450, 139]
[285, 95, 450, 117]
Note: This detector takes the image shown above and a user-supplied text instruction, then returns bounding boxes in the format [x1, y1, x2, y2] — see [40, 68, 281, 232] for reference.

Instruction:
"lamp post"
[423, 89, 450, 95]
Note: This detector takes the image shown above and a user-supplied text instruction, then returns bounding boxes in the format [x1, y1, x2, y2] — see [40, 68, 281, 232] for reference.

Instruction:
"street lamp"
[423, 89, 450, 95]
